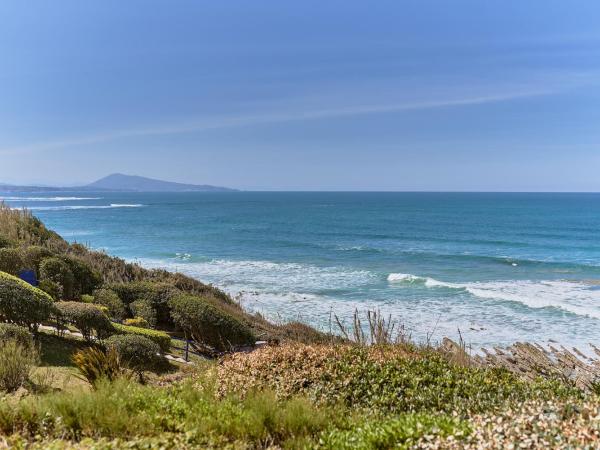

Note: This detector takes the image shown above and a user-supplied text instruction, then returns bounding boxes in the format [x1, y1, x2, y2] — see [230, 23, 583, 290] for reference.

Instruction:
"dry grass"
[334, 309, 414, 346]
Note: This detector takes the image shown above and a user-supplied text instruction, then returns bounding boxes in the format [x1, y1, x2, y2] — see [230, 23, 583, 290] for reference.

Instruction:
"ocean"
[4, 191, 600, 350]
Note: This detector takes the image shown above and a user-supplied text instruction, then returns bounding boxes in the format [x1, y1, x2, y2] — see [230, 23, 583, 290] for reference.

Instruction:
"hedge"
[105, 334, 161, 374]
[0, 271, 55, 332]
[168, 294, 255, 351]
[55, 301, 114, 342]
[112, 323, 170, 353]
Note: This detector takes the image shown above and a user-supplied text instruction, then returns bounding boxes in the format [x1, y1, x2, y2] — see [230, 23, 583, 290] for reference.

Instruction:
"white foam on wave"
[387, 273, 427, 283]
[0, 196, 102, 202]
[25, 204, 143, 211]
[388, 272, 600, 319]
[141, 258, 376, 293]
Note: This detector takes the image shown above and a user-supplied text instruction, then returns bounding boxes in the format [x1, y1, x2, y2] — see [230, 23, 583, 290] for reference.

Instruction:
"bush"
[130, 300, 156, 327]
[55, 302, 115, 342]
[104, 282, 153, 305]
[106, 282, 180, 326]
[0, 339, 39, 392]
[72, 346, 125, 387]
[39, 257, 75, 299]
[169, 294, 255, 351]
[38, 279, 61, 300]
[0, 323, 33, 350]
[61, 256, 101, 298]
[112, 323, 170, 352]
[218, 344, 577, 416]
[123, 317, 150, 329]
[105, 335, 161, 375]
[93, 288, 126, 320]
[20, 245, 53, 275]
[0, 271, 55, 332]
[0, 248, 24, 275]
[317, 413, 469, 449]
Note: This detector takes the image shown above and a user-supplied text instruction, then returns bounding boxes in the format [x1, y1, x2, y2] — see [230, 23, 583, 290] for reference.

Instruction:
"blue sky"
[1, 1, 599, 191]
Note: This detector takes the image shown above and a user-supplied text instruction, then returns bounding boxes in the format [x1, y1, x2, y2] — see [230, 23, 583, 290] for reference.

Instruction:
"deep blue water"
[4, 191, 600, 349]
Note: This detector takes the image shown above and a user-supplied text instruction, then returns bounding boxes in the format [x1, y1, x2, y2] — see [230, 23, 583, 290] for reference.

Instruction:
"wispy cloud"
[0, 87, 555, 156]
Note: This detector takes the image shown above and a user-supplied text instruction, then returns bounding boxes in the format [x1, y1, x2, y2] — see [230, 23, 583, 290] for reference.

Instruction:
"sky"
[1, 1, 600, 191]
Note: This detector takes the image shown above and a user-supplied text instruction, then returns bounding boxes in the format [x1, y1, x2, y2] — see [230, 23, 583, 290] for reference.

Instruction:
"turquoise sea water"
[4, 192, 600, 350]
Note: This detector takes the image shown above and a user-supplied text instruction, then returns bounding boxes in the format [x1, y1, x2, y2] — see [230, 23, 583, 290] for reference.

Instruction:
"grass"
[37, 331, 91, 367]
[0, 378, 349, 448]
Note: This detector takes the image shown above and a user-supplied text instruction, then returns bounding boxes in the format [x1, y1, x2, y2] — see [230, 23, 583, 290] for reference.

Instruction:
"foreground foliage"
[217, 343, 579, 416]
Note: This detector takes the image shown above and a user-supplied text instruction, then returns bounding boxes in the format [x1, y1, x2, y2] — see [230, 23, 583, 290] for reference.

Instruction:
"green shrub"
[106, 282, 180, 326]
[218, 344, 580, 417]
[61, 256, 101, 298]
[105, 335, 161, 375]
[112, 323, 170, 352]
[38, 279, 61, 300]
[55, 301, 115, 342]
[105, 282, 154, 305]
[72, 346, 126, 387]
[317, 347, 578, 415]
[123, 317, 150, 329]
[20, 245, 53, 275]
[140, 283, 180, 325]
[317, 413, 469, 449]
[0, 271, 55, 332]
[0, 339, 39, 392]
[39, 257, 75, 299]
[0, 323, 33, 350]
[93, 288, 126, 319]
[0, 248, 24, 275]
[81, 294, 94, 303]
[169, 294, 255, 351]
[130, 300, 156, 327]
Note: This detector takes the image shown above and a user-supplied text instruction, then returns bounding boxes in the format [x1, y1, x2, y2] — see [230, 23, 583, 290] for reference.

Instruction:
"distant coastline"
[0, 173, 237, 193]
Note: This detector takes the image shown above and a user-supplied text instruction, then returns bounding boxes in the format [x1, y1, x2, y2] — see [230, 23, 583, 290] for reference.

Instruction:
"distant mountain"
[0, 174, 236, 193]
[85, 173, 236, 192]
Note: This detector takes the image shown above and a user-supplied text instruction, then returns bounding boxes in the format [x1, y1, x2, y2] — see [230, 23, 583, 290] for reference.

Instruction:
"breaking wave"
[388, 273, 600, 319]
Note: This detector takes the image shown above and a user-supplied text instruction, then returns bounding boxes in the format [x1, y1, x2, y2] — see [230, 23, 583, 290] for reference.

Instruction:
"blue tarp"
[18, 270, 38, 287]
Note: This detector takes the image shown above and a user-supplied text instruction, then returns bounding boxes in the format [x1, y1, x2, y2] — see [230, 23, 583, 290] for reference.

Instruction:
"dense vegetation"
[1, 202, 599, 449]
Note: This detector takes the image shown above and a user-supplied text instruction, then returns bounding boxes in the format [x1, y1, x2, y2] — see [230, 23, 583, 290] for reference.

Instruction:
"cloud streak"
[0, 87, 554, 156]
